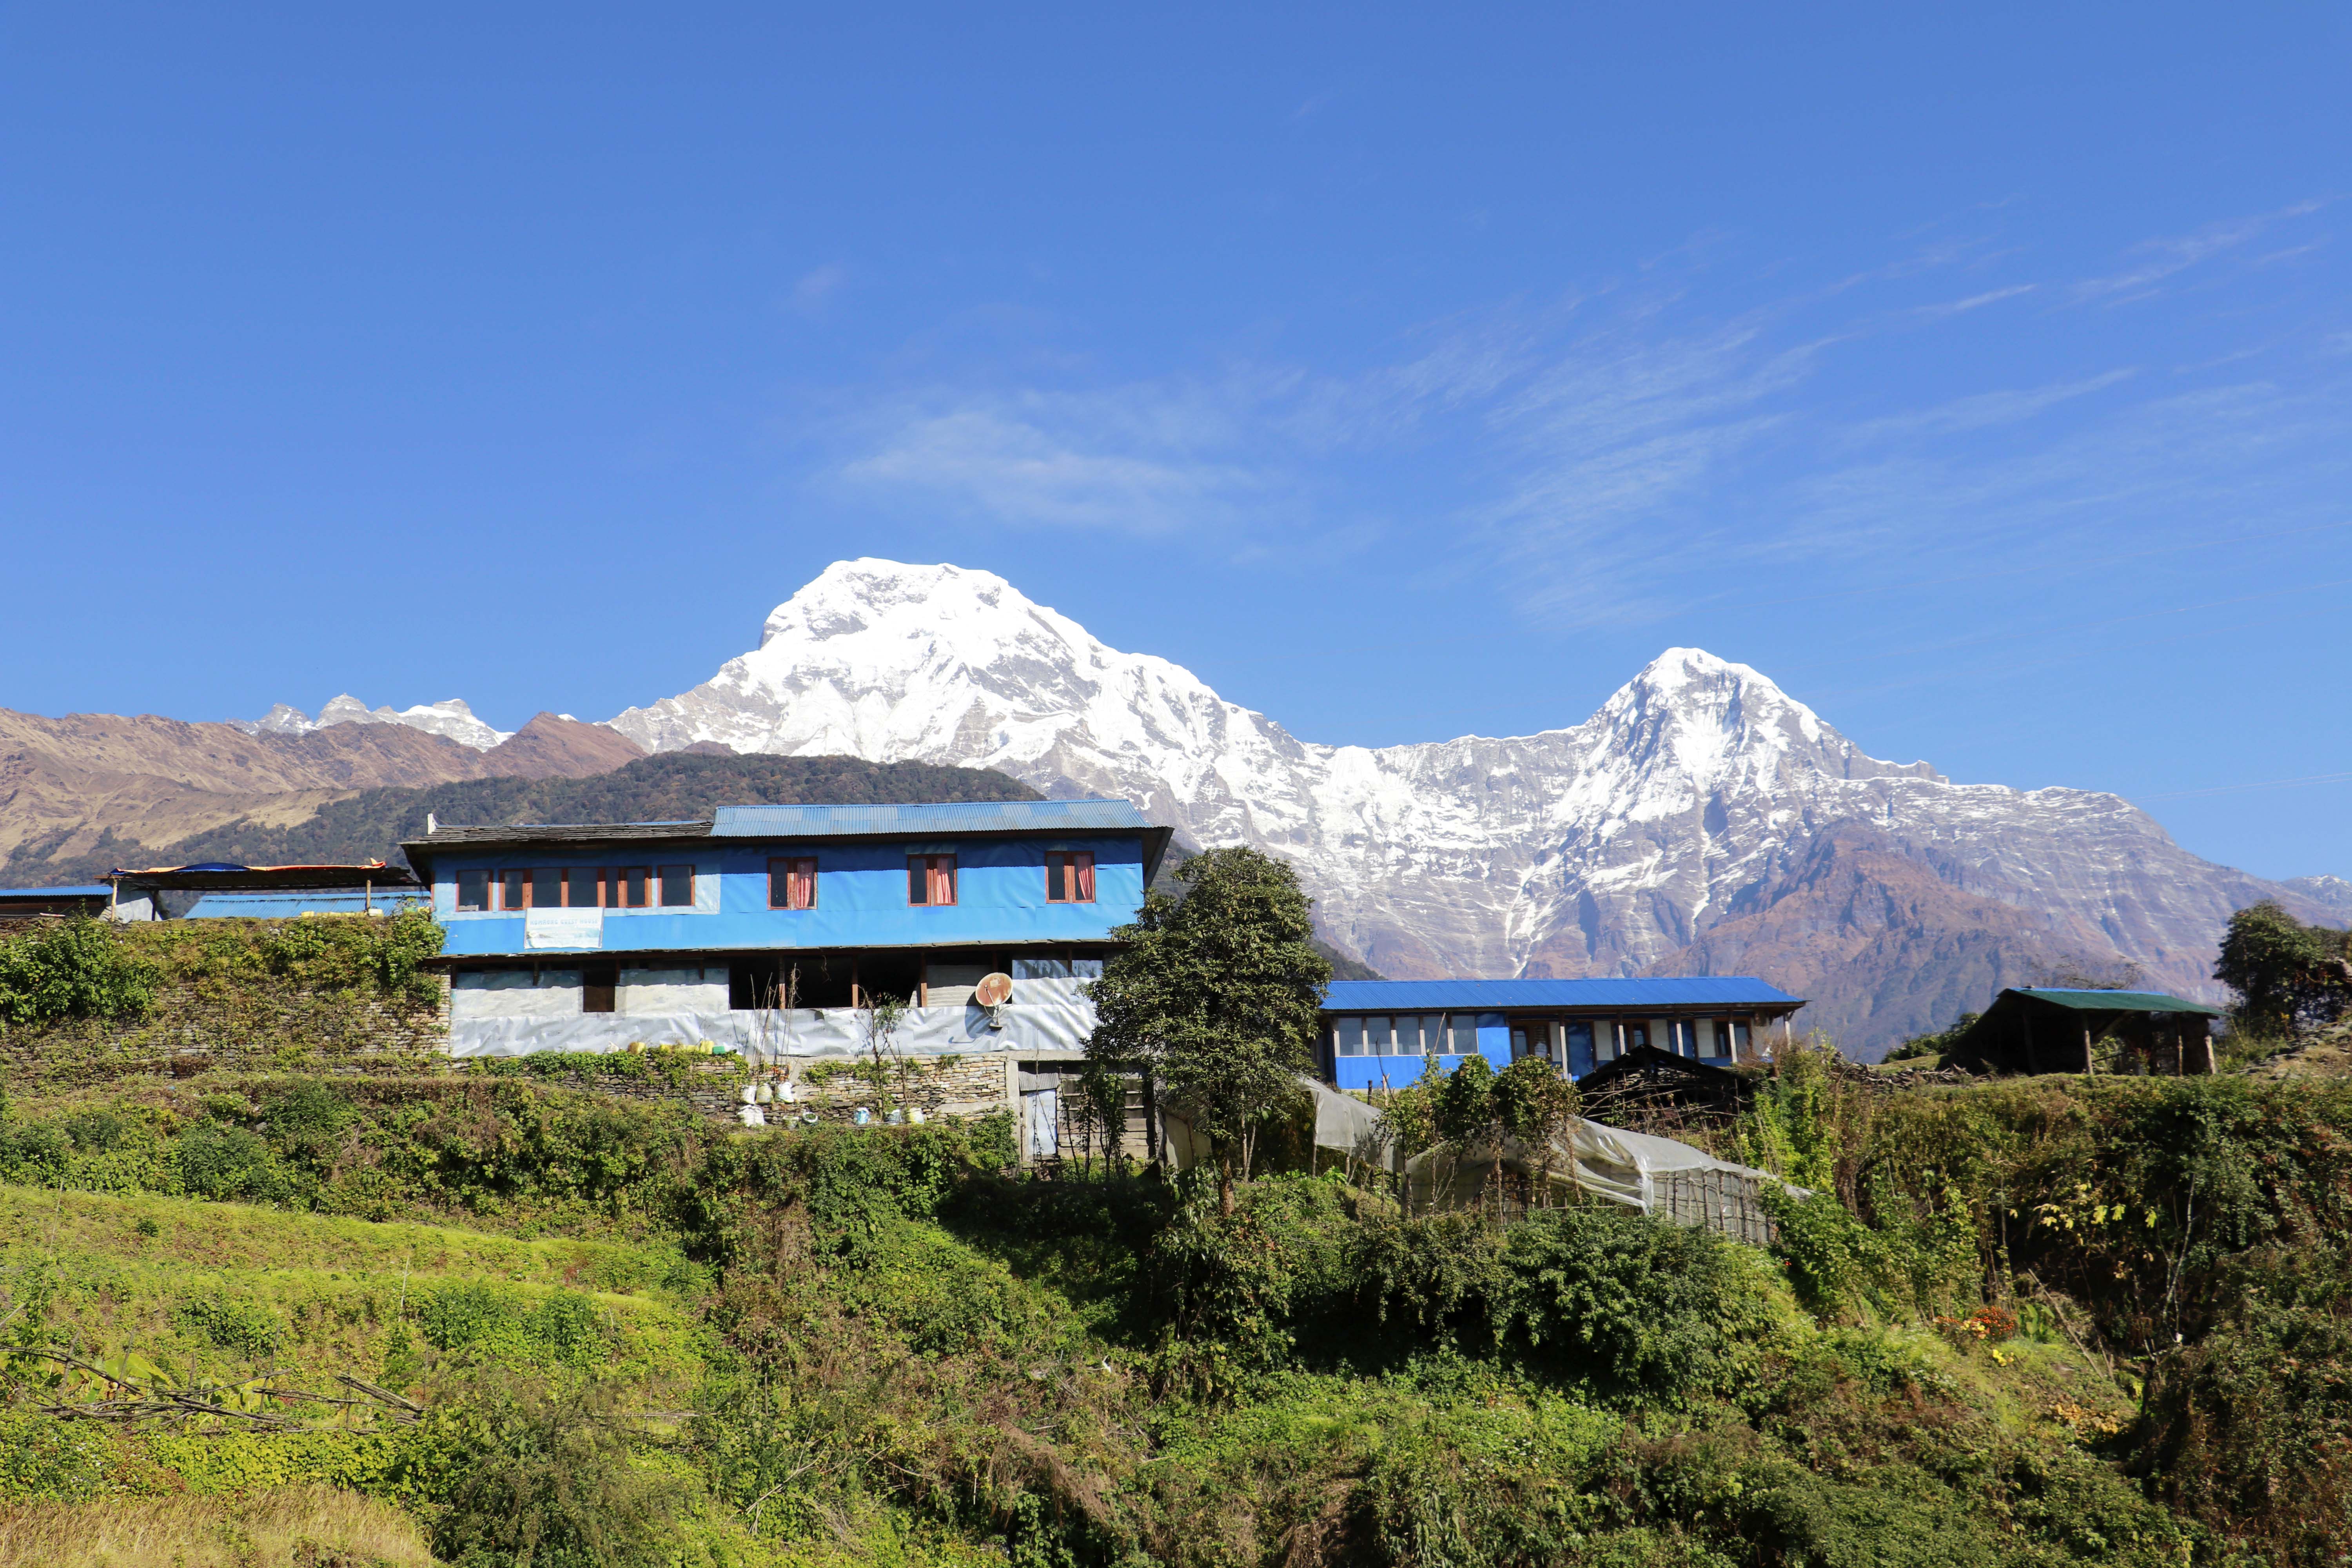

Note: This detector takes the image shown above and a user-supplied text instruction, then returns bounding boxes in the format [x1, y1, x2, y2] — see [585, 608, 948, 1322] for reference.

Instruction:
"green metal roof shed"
[1945, 987, 2223, 1077]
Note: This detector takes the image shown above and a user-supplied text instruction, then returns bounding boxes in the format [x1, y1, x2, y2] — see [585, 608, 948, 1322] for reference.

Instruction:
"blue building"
[1319, 977, 1806, 1091]
[401, 799, 1174, 1061]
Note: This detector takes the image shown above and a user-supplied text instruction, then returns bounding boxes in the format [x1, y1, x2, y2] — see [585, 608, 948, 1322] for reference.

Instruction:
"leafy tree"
[1086, 845, 1330, 1212]
[2216, 901, 2351, 1036]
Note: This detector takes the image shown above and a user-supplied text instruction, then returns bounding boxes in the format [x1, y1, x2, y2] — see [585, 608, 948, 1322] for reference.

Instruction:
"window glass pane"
[768, 859, 789, 909]
[1013, 956, 1072, 980]
[622, 867, 648, 907]
[567, 869, 601, 909]
[1695, 1018, 1720, 1056]
[500, 870, 526, 910]
[1336, 1018, 1363, 1057]
[1364, 1016, 1391, 1053]
[1449, 1015, 1479, 1053]
[1565, 1021, 1595, 1073]
[456, 869, 490, 911]
[1732, 1020, 1753, 1054]
[1069, 956, 1103, 979]
[908, 858, 928, 905]
[1622, 1020, 1648, 1052]
[533, 867, 561, 909]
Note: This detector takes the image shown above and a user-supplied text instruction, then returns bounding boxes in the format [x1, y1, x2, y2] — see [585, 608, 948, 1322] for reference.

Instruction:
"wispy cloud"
[822, 201, 2350, 628]
[2071, 201, 2325, 304]
[1911, 283, 2037, 319]
[1843, 369, 2136, 444]
[836, 389, 1274, 533]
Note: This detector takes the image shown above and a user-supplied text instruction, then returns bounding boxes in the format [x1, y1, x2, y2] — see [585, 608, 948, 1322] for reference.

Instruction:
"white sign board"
[524, 908, 604, 950]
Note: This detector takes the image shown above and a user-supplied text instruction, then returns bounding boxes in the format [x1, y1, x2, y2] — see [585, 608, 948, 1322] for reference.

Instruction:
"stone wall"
[0, 973, 451, 1089]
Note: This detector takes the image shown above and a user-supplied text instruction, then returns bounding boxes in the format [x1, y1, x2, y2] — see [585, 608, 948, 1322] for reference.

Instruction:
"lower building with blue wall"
[1318, 977, 1806, 1091]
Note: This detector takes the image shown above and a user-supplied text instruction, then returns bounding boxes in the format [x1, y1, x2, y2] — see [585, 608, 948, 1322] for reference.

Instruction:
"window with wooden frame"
[499, 869, 528, 910]
[907, 854, 956, 906]
[769, 857, 817, 911]
[611, 866, 653, 909]
[1045, 850, 1095, 903]
[658, 865, 693, 907]
[565, 867, 604, 909]
[455, 869, 492, 911]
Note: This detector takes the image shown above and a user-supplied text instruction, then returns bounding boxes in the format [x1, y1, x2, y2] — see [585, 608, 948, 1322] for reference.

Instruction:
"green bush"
[0, 1408, 113, 1502]
[175, 1119, 295, 1203]
[174, 1294, 285, 1357]
[0, 918, 156, 1027]
[400, 1372, 679, 1568]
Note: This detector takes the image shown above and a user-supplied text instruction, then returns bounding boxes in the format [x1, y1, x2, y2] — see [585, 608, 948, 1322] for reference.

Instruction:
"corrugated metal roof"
[709, 799, 1154, 837]
[2008, 987, 2224, 1017]
[1323, 977, 1804, 1011]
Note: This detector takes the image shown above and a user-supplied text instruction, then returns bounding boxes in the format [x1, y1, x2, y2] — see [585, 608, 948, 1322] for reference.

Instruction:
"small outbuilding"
[1942, 987, 2224, 1077]
[0, 884, 113, 920]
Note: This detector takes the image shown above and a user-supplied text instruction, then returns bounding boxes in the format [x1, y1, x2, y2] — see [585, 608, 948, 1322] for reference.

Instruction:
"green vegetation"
[2215, 900, 2352, 1038]
[7, 1057, 2349, 1565]
[1087, 845, 1331, 1211]
[8, 893, 2352, 1564]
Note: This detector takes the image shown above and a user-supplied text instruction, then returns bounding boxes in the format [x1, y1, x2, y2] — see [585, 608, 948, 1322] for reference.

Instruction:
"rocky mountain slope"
[609, 559, 2336, 1055]
[0, 709, 637, 881]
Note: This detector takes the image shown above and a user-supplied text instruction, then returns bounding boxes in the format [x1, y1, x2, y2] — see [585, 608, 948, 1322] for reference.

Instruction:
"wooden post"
[2082, 1023, 2096, 1075]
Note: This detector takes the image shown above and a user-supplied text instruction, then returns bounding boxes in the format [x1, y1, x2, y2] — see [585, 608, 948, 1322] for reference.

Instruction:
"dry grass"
[0, 1485, 432, 1567]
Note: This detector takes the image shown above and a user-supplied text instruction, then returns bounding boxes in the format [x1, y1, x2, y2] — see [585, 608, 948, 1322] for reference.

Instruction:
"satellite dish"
[974, 972, 1014, 1007]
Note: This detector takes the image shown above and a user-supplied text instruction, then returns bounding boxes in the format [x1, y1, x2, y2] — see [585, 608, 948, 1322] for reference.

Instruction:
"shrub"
[175, 1119, 293, 1203]
[0, 918, 155, 1027]
[1494, 1206, 1778, 1404]
[401, 1373, 677, 1568]
[174, 1294, 285, 1358]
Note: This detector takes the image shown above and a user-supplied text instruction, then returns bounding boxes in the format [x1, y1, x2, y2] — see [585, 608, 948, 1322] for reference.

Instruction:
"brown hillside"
[477, 713, 647, 778]
[1633, 824, 2142, 1058]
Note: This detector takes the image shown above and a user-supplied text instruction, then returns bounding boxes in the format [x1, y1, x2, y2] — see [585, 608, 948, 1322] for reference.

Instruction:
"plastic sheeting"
[1403, 1118, 1797, 1214]
[446, 989, 1100, 1061]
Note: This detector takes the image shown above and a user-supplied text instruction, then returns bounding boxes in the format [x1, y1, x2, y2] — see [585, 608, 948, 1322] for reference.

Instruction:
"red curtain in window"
[788, 858, 816, 910]
[927, 855, 956, 906]
[1073, 852, 1094, 901]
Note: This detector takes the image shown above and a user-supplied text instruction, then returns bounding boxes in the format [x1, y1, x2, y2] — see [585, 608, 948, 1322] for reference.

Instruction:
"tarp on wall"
[445, 992, 1099, 1061]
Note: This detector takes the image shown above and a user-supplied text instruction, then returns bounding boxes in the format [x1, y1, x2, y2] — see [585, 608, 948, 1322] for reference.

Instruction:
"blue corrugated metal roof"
[710, 799, 1154, 837]
[1322, 977, 1803, 1011]
[0, 885, 114, 899]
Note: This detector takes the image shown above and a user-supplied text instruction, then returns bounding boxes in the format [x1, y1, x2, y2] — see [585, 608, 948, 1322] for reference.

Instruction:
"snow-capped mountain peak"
[605, 558, 2325, 1050]
[232, 695, 512, 750]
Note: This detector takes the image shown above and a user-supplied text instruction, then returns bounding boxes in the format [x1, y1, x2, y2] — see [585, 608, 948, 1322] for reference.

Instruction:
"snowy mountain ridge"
[234, 696, 513, 751]
[603, 560, 2319, 1050]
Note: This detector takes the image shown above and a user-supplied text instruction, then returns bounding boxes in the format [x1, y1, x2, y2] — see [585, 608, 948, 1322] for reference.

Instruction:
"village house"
[401, 799, 1174, 1067]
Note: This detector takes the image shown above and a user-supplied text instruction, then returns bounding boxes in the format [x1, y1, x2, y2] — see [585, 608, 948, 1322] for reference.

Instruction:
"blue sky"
[3, 5, 2347, 882]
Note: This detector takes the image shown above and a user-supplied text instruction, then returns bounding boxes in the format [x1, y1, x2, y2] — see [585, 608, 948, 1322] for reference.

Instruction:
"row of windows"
[455, 866, 694, 913]
[457, 853, 1103, 914]
[1334, 1014, 1757, 1062]
[768, 852, 1097, 910]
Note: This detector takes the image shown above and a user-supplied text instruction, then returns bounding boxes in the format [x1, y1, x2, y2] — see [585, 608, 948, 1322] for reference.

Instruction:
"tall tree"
[1085, 845, 1331, 1212]
[2216, 901, 2352, 1036]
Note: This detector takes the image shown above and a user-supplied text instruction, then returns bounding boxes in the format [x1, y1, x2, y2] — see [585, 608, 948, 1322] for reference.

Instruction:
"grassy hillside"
[4, 752, 1043, 886]
[7, 1049, 2347, 1566]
